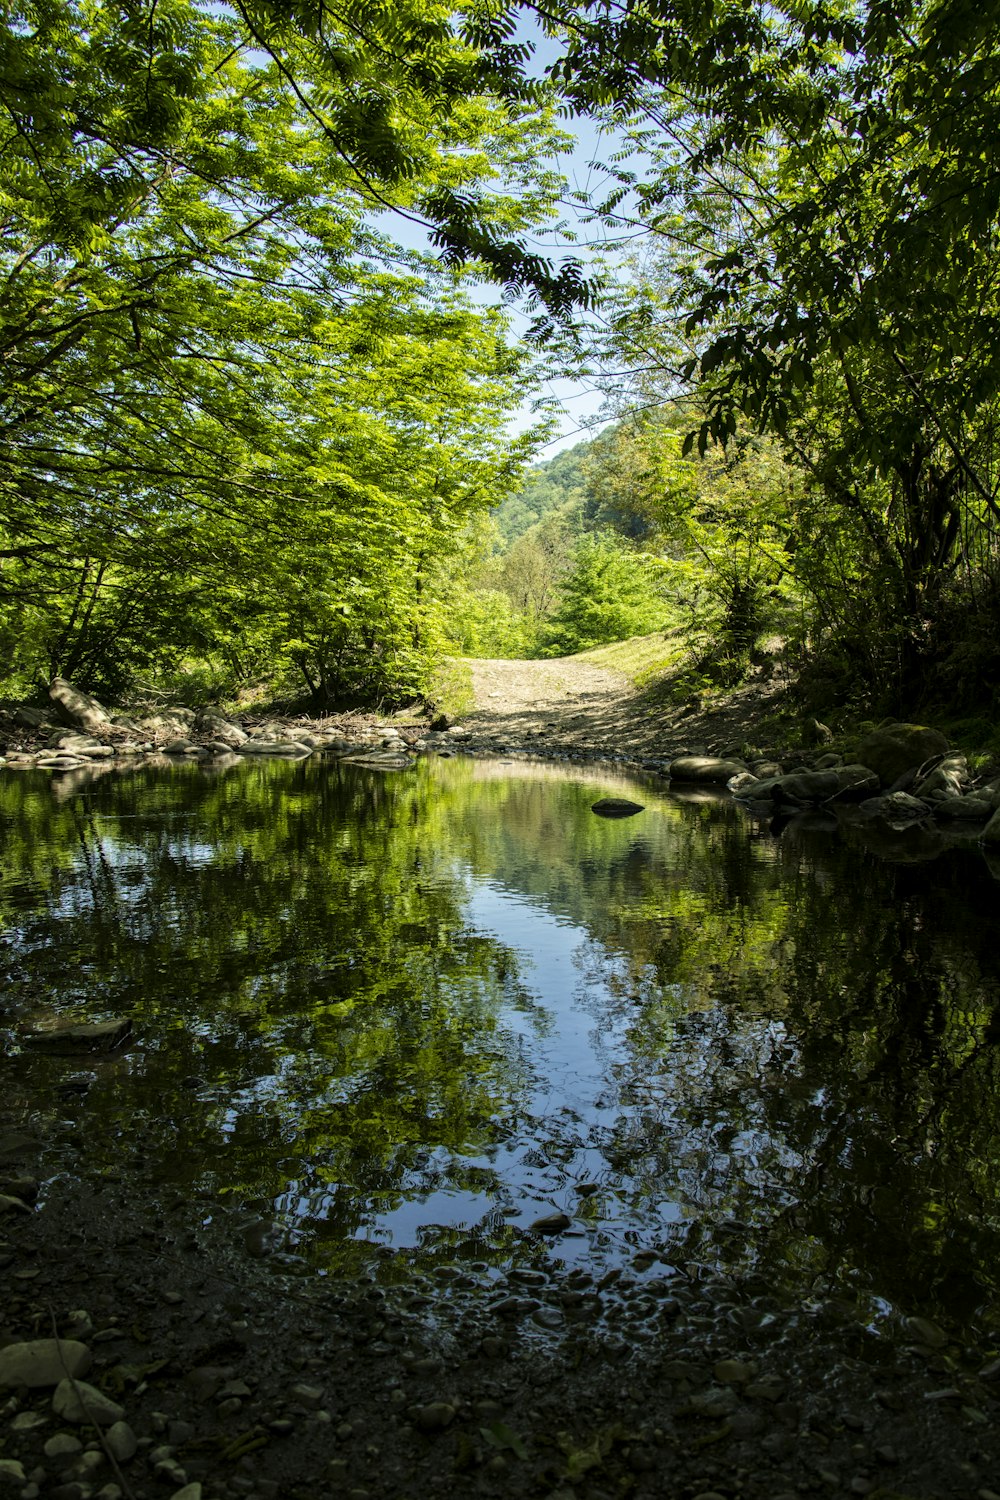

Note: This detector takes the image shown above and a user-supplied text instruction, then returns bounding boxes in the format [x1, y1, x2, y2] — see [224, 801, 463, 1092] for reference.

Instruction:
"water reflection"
[1, 756, 1000, 1331]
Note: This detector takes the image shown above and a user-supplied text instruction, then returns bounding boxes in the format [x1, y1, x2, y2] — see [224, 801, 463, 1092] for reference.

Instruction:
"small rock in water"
[591, 798, 644, 818]
[22, 1019, 131, 1054]
[529, 1211, 573, 1234]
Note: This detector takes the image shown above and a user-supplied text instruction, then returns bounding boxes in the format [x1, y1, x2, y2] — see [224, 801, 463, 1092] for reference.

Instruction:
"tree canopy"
[4, 0, 1000, 711]
[0, 0, 571, 700]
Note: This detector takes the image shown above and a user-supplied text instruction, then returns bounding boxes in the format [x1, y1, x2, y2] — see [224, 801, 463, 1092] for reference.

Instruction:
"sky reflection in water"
[2, 755, 1000, 1330]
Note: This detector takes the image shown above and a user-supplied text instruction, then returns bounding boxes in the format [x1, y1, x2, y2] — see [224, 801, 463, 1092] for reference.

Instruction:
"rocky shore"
[5, 1166, 1000, 1500]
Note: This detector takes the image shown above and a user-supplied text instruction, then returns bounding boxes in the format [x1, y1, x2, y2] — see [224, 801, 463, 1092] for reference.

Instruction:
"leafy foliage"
[0, 0, 560, 702]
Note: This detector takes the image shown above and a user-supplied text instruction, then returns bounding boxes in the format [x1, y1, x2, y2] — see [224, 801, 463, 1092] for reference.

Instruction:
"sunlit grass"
[572, 629, 689, 687]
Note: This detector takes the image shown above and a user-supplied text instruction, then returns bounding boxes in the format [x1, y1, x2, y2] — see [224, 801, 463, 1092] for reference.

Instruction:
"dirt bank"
[459, 655, 794, 760]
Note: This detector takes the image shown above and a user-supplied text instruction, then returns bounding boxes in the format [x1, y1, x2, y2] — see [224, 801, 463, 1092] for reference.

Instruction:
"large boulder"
[829, 764, 881, 799]
[935, 795, 993, 820]
[855, 723, 949, 786]
[48, 678, 113, 735]
[770, 770, 842, 802]
[194, 709, 247, 747]
[131, 710, 196, 739]
[912, 754, 969, 800]
[858, 790, 932, 822]
[982, 807, 1000, 846]
[668, 755, 747, 784]
[735, 764, 878, 805]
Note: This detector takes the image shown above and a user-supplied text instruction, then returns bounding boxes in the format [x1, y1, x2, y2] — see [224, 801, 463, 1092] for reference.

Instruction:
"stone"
[238, 740, 311, 757]
[163, 739, 199, 755]
[44, 1434, 83, 1462]
[135, 711, 195, 738]
[935, 796, 993, 820]
[168, 1487, 202, 1500]
[529, 1211, 573, 1234]
[0, 1339, 92, 1388]
[414, 1402, 455, 1432]
[983, 807, 1000, 845]
[0, 1193, 31, 1214]
[289, 1383, 324, 1408]
[769, 770, 842, 803]
[0, 1461, 26, 1485]
[22, 1018, 131, 1054]
[14, 705, 48, 728]
[52, 1378, 125, 1425]
[48, 678, 113, 734]
[669, 755, 747, 784]
[913, 755, 969, 799]
[829, 764, 880, 798]
[105, 1422, 138, 1462]
[859, 791, 931, 822]
[194, 711, 247, 747]
[591, 798, 644, 818]
[855, 723, 949, 785]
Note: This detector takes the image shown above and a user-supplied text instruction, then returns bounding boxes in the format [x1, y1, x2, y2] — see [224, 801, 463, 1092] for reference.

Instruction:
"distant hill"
[493, 437, 593, 544]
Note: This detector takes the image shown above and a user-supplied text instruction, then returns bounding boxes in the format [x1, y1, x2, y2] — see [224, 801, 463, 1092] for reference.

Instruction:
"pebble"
[10, 1412, 48, 1432]
[289, 1383, 324, 1408]
[0, 1461, 26, 1484]
[414, 1401, 455, 1432]
[43, 1434, 83, 1462]
[105, 1421, 138, 1462]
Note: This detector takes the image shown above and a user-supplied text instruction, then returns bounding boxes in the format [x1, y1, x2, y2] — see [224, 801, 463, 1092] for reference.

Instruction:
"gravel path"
[460, 655, 792, 761]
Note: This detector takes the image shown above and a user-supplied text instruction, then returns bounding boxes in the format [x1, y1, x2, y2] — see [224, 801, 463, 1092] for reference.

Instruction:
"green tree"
[541, 530, 670, 654]
[0, 0, 563, 701]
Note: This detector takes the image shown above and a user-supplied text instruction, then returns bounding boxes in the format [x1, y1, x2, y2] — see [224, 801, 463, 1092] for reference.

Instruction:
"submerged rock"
[530, 1211, 573, 1234]
[591, 798, 644, 818]
[22, 1018, 132, 1054]
[238, 739, 312, 757]
[859, 791, 932, 822]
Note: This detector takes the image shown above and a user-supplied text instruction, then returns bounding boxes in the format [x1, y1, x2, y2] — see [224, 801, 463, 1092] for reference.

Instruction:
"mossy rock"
[855, 723, 949, 785]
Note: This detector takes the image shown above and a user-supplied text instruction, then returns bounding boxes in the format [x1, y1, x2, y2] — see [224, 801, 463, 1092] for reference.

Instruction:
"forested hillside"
[2, 0, 999, 725]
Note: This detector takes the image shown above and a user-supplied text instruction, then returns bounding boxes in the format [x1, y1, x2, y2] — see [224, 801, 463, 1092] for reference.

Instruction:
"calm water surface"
[2, 756, 1000, 1333]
